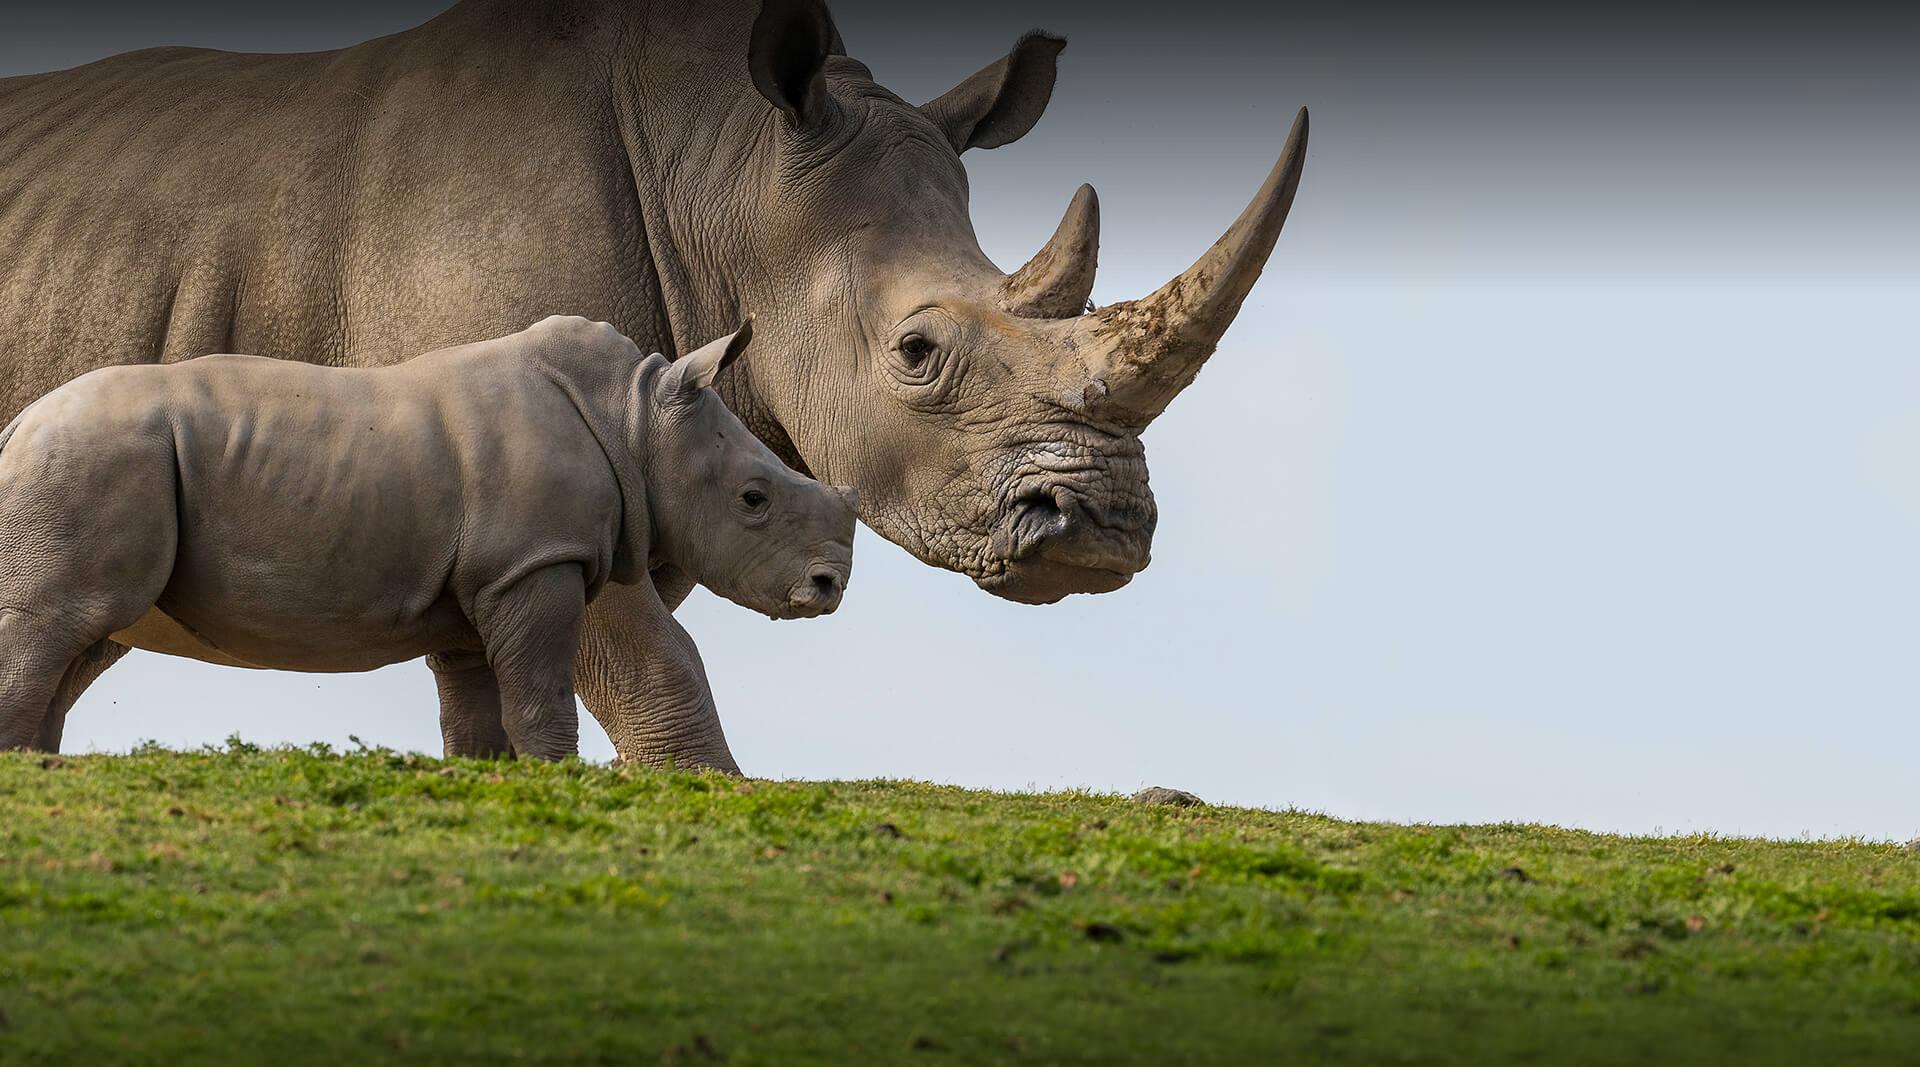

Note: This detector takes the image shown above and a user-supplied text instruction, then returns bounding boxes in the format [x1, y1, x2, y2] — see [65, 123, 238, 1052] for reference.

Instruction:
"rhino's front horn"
[1002, 183, 1099, 319]
[1074, 107, 1308, 426]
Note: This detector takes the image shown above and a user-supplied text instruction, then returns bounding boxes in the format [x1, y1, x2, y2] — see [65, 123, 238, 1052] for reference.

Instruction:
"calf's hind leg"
[37, 639, 131, 752]
[1, 432, 176, 750]
[475, 564, 586, 762]
[0, 613, 102, 751]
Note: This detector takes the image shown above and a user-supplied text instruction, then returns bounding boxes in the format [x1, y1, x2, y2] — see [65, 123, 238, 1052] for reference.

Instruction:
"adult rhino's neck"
[606, 1, 815, 475]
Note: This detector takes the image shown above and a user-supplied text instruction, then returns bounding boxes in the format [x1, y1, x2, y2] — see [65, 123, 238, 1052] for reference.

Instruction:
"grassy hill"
[2, 745, 1917, 1065]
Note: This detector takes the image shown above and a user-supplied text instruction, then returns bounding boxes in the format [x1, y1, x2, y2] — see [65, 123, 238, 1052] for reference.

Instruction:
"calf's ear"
[750, 0, 842, 126]
[665, 319, 754, 398]
[920, 32, 1065, 153]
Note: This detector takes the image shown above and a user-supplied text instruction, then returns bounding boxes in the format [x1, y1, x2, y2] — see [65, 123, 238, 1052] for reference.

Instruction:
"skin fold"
[0, 0, 1305, 769]
[0, 317, 856, 756]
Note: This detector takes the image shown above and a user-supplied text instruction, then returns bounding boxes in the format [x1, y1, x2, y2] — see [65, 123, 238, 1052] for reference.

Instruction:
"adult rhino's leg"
[427, 649, 514, 759]
[574, 567, 740, 774]
[36, 639, 131, 752]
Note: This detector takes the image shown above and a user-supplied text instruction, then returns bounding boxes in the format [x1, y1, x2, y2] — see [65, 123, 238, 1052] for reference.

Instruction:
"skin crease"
[0, 0, 1305, 770]
[0, 317, 857, 756]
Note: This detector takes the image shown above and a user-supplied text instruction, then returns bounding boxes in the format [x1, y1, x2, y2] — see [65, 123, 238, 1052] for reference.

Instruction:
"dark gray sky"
[6, 1, 1914, 282]
[7, 2, 1917, 838]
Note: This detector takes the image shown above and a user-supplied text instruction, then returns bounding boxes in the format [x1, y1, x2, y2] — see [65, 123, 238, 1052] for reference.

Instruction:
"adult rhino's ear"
[749, 0, 842, 127]
[664, 319, 754, 398]
[920, 31, 1065, 154]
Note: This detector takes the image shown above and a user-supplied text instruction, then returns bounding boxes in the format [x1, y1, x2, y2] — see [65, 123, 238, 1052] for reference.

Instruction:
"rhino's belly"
[113, 595, 479, 674]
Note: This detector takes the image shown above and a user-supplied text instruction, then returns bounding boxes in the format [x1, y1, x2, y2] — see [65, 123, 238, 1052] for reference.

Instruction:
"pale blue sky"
[10, 2, 1917, 840]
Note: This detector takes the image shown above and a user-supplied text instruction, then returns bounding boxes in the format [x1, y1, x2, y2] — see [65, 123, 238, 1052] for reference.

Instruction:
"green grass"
[2, 744, 1917, 1065]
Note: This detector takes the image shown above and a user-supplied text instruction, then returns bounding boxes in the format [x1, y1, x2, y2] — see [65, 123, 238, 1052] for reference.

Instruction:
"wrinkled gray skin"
[0, 0, 1306, 770]
[0, 317, 857, 757]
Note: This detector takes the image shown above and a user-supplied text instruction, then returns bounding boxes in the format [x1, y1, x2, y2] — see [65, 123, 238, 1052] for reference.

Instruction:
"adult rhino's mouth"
[864, 443, 1155, 604]
[972, 460, 1156, 605]
[975, 556, 1136, 605]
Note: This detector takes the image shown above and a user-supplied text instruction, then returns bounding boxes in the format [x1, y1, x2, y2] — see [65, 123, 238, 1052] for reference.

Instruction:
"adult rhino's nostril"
[1012, 487, 1075, 541]
[812, 572, 840, 600]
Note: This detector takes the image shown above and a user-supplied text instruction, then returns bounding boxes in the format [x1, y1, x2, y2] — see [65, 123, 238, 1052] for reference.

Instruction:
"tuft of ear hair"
[665, 318, 754, 397]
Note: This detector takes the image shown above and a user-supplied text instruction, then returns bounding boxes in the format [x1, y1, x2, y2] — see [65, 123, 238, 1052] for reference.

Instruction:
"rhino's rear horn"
[1002, 184, 1099, 320]
[1075, 107, 1309, 426]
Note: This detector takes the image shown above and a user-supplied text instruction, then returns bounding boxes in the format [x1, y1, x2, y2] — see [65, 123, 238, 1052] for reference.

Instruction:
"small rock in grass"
[1131, 786, 1205, 807]
[38, 757, 64, 770]
[871, 821, 906, 839]
[1498, 866, 1533, 883]
[911, 1036, 942, 1051]
[1906, 837, 1920, 852]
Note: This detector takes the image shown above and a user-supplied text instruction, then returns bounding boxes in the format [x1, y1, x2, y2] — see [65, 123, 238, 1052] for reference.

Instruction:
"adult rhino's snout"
[987, 467, 1157, 605]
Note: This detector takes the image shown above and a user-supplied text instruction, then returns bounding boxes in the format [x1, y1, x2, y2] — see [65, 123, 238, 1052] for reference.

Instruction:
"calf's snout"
[786, 563, 847, 617]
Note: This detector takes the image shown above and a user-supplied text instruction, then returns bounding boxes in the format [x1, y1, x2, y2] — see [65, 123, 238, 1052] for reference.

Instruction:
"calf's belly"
[114, 592, 479, 674]
[112, 609, 263, 669]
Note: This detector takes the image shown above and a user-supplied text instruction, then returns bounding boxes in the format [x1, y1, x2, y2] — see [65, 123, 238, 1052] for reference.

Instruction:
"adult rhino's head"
[718, 0, 1306, 605]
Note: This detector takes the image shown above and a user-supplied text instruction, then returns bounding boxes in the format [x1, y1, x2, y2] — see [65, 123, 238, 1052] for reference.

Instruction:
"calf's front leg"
[473, 564, 586, 762]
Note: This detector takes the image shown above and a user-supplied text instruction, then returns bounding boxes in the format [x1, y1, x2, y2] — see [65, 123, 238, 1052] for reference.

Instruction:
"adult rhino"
[0, 0, 1308, 772]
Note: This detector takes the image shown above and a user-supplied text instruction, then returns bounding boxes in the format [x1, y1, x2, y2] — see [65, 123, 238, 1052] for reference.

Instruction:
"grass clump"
[1, 744, 1917, 1064]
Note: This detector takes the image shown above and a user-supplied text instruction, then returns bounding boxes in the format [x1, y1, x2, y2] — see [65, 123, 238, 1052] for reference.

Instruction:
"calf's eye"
[741, 489, 769, 510]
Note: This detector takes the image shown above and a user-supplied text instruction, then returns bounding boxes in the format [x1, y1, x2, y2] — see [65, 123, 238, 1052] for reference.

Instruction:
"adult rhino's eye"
[741, 489, 770, 512]
[899, 333, 936, 366]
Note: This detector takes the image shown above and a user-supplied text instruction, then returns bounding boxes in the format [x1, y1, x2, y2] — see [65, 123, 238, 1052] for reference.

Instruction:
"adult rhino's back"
[0, 5, 661, 423]
[0, 45, 357, 408]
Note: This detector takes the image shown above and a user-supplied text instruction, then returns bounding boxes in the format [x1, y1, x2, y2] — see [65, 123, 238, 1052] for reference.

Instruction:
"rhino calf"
[0, 316, 856, 758]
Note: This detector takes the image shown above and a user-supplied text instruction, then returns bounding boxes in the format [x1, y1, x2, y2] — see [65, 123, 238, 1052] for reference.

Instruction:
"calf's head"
[716, 0, 1307, 605]
[645, 322, 858, 620]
